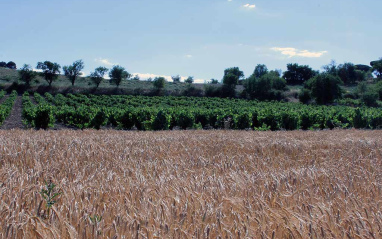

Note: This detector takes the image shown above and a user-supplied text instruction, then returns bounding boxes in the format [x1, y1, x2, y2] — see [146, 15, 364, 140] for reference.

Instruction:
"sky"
[0, 0, 381, 83]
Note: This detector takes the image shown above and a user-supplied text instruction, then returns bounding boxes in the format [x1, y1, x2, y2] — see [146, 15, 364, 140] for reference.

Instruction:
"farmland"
[20, 92, 382, 130]
[0, 130, 381, 238]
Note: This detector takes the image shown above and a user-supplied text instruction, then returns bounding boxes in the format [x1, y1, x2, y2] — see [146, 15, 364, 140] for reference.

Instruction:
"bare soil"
[0, 96, 24, 129]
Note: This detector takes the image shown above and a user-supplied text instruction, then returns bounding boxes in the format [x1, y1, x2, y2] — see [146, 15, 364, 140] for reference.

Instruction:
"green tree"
[224, 67, 244, 79]
[371, 59, 382, 79]
[171, 75, 181, 83]
[90, 67, 108, 88]
[0, 62, 6, 67]
[185, 76, 194, 84]
[244, 72, 286, 100]
[131, 74, 140, 81]
[63, 60, 84, 86]
[253, 64, 268, 78]
[19, 64, 37, 87]
[283, 63, 316, 84]
[109, 65, 131, 87]
[36, 61, 61, 86]
[322, 60, 338, 75]
[153, 77, 166, 90]
[337, 62, 361, 85]
[210, 79, 219, 84]
[6, 61, 16, 69]
[304, 73, 343, 104]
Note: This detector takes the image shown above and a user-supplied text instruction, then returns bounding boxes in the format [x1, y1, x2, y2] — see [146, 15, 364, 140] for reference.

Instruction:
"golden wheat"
[0, 129, 381, 238]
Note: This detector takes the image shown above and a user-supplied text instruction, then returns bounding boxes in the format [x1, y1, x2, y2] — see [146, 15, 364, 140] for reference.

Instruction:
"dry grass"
[0, 130, 381, 238]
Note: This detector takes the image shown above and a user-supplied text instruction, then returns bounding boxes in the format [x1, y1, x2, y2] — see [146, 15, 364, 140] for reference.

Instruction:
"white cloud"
[243, 4, 256, 8]
[32, 68, 42, 72]
[132, 73, 205, 83]
[271, 47, 328, 58]
[94, 57, 117, 66]
[185, 54, 193, 58]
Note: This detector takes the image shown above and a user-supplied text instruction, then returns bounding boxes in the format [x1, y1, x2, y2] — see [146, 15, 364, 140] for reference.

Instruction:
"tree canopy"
[36, 61, 61, 86]
[63, 60, 84, 86]
[304, 73, 343, 104]
[283, 63, 316, 84]
[19, 64, 36, 86]
[90, 66, 108, 88]
[109, 65, 131, 87]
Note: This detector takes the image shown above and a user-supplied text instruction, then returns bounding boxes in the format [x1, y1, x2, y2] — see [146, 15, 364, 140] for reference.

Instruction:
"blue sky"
[1, 0, 381, 82]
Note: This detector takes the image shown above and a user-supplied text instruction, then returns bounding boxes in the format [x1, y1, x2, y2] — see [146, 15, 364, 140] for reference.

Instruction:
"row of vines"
[21, 92, 382, 130]
[0, 90, 17, 126]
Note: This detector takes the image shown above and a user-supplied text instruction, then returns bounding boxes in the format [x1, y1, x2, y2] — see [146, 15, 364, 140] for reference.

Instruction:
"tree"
[19, 64, 37, 87]
[153, 77, 166, 90]
[253, 64, 268, 78]
[337, 62, 360, 85]
[90, 67, 108, 88]
[185, 76, 194, 84]
[223, 73, 239, 86]
[63, 60, 84, 86]
[131, 75, 140, 81]
[210, 79, 219, 84]
[283, 63, 316, 84]
[36, 61, 61, 86]
[171, 75, 181, 83]
[109, 65, 131, 87]
[0, 62, 6, 67]
[355, 64, 371, 73]
[371, 59, 382, 79]
[224, 67, 244, 79]
[244, 72, 286, 100]
[304, 73, 343, 104]
[6, 61, 17, 69]
[322, 60, 338, 75]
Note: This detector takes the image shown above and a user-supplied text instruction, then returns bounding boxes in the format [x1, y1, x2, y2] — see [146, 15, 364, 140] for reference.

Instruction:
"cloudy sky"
[0, 0, 381, 82]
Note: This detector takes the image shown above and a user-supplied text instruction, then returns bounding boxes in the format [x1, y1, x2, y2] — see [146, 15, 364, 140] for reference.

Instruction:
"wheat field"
[0, 130, 381, 238]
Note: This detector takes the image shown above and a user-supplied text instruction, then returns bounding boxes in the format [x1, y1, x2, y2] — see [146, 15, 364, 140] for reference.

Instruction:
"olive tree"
[36, 61, 61, 86]
[63, 60, 84, 86]
[109, 65, 131, 87]
[90, 66, 108, 88]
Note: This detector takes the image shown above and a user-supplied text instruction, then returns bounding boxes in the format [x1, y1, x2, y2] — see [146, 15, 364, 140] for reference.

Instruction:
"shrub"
[361, 90, 378, 107]
[176, 111, 195, 129]
[34, 104, 55, 129]
[152, 110, 171, 130]
[235, 112, 252, 129]
[299, 89, 312, 104]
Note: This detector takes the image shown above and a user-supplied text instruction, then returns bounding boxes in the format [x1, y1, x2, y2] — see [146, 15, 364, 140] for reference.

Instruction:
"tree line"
[5, 57, 382, 106]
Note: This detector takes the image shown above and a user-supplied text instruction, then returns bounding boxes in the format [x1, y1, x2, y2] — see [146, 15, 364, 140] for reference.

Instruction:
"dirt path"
[0, 96, 25, 130]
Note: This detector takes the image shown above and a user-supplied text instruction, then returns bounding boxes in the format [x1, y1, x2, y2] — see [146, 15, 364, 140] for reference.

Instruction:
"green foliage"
[361, 90, 378, 107]
[152, 110, 170, 130]
[153, 77, 166, 90]
[20, 93, 382, 131]
[90, 67, 108, 88]
[283, 63, 316, 84]
[36, 61, 61, 86]
[171, 75, 181, 83]
[210, 79, 219, 84]
[63, 60, 84, 86]
[253, 64, 268, 78]
[223, 73, 239, 86]
[0, 90, 17, 126]
[185, 76, 194, 84]
[39, 180, 61, 218]
[224, 67, 244, 79]
[371, 59, 382, 79]
[299, 89, 312, 104]
[19, 64, 36, 86]
[109, 65, 131, 87]
[34, 104, 55, 129]
[304, 73, 343, 105]
[375, 81, 382, 100]
[244, 73, 286, 100]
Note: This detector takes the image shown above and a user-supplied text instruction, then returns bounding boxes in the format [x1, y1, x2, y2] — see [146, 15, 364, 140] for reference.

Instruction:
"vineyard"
[14, 92, 382, 130]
